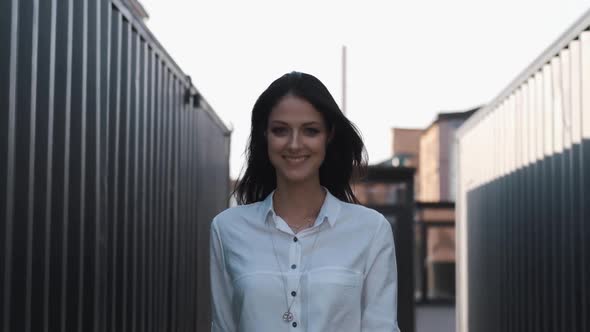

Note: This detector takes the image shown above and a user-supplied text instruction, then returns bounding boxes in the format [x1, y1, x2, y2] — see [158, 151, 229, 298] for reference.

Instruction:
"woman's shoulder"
[337, 201, 389, 228]
[325, 190, 384, 223]
[211, 201, 264, 228]
[337, 203, 394, 246]
[340, 200, 385, 219]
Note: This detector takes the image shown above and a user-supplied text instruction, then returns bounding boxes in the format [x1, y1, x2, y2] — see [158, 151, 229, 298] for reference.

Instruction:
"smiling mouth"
[283, 155, 309, 163]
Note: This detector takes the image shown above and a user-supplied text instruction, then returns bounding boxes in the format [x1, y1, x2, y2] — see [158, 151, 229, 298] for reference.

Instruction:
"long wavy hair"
[234, 71, 367, 204]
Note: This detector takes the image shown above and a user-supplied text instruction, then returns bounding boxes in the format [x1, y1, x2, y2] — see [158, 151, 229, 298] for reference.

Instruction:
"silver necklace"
[286, 218, 315, 233]
[268, 217, 325, 324]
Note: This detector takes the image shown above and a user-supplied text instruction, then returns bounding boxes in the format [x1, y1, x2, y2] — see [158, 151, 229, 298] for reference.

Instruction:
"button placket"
[288, 230, 302, 327]
[286, 272, 297, 310]
[289, 234, 301, 271]
[292, 282, 302, 329]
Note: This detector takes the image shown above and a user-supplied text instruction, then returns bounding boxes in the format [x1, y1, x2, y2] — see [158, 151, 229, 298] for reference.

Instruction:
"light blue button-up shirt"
[210, 189, 400, 332]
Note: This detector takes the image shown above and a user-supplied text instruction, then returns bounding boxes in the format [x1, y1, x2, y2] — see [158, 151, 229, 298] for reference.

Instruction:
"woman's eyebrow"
[302, 121, 322, 126]
[269, 120, 322, 126]
[269, 120, 288, 125]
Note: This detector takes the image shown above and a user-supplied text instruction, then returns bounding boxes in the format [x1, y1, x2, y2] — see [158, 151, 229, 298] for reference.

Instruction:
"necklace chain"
[286, 218, 315, 233]
[268, 216, 325, 324]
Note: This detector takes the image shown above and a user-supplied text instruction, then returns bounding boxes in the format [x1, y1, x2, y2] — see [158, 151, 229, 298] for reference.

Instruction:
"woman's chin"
[278, 169, 317, 184]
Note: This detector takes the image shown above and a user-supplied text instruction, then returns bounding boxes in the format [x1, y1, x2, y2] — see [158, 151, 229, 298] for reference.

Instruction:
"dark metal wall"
[0, 0, 231, 331]
[456, 10, 590, 332]
[466, 148, 588, 331]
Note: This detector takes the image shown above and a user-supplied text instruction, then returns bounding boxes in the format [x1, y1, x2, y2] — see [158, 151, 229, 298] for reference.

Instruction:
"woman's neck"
[273, 180, 326, 222]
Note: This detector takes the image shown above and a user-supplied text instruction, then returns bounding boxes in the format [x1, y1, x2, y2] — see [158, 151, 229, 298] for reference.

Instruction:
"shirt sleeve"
[361, 215, 401, 332]
[210, 218, 237, 332]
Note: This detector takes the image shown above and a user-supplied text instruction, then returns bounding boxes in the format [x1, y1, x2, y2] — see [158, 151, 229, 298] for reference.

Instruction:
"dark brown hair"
[234, 71, 367, 204]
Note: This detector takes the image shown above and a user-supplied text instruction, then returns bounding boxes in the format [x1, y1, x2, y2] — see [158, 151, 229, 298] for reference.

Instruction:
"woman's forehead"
[269, 95, 324, 123]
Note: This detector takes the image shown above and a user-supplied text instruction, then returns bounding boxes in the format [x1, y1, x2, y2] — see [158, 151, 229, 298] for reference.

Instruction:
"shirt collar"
[259, 187, 342, 227]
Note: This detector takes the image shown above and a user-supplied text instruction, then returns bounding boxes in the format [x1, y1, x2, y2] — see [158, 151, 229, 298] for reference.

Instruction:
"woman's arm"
[210, 218, 236, 332]
[361, 216, 401, 332]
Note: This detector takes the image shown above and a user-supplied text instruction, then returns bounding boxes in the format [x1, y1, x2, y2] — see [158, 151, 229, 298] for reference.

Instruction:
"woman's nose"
[288, 131, 302, 150]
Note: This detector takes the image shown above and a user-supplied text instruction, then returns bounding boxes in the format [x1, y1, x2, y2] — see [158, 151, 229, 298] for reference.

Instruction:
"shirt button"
[293, 237, 298, 242]
[292, 322, 297, 328]
[291, 291, 296, 297]
[291, 264, 297, 269]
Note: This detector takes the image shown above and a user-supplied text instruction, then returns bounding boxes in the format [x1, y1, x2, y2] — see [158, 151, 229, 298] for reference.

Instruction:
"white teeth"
[285, 156, 307, 162]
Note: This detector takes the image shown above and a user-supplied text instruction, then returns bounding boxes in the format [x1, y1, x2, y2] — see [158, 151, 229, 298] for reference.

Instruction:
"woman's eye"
[304, 128, 320, 135]
[270, 127, 288, 135]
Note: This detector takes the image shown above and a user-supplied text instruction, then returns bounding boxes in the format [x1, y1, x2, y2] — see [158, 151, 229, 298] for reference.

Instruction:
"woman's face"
[266, 95, 330, 185]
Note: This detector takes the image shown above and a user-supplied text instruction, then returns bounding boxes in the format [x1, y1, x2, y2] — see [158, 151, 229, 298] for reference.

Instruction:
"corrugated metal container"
[456, 9, 590, 332]
[0, 0, 231, 331]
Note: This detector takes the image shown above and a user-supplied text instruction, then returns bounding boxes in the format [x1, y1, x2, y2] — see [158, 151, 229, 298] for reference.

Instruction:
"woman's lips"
[283, 155, 309, 164]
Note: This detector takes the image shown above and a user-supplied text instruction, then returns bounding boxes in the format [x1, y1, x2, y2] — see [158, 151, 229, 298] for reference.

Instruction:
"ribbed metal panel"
[0, 1, 231, 331]
[456, 11, 590, 332]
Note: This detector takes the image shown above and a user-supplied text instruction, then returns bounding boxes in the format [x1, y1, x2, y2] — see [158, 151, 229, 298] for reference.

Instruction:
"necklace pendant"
[282, 311, 294, 322]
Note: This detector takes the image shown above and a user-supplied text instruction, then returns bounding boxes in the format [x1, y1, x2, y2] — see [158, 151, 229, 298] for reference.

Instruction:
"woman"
[210, 72, 400, 332]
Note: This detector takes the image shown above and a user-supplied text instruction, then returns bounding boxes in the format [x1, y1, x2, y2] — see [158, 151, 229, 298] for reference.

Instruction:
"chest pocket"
[307, 268, 363, 330]
[309, 268, 362, 287]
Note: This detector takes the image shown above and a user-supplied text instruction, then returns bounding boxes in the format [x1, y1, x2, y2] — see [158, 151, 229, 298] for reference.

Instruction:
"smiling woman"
[235, 71, 366, 205]
[210, 72, 401, 332]
[267, 95, 331, 185]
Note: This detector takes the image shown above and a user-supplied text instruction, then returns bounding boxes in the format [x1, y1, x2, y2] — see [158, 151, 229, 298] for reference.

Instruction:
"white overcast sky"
[140, 0, 589, 179]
